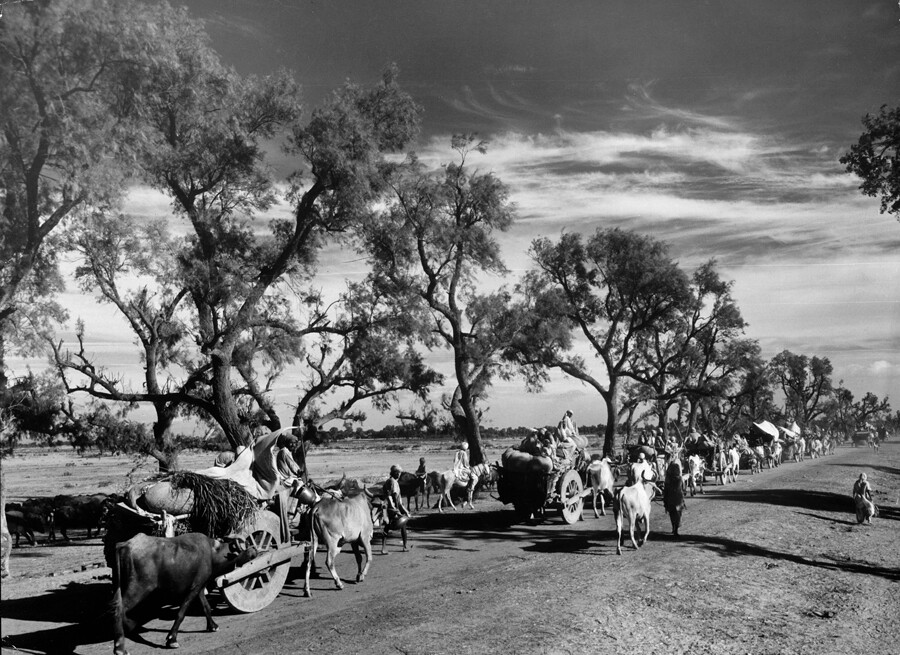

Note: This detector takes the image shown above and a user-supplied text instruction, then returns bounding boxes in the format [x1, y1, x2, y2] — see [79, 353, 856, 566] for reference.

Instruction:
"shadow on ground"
[0, 581, 112, 654]
[827, 462, 900, 476]
[676, 533, 900, 582]
[702, 487, 854, 514]
[0, 580, 238, 654]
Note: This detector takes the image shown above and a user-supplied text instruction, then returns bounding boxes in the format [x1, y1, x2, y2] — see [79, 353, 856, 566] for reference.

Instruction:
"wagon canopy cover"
[751, 421, 780, 444]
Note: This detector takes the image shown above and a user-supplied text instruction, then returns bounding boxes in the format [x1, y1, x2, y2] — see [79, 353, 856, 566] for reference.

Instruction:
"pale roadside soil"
[2, 441, 898, 655]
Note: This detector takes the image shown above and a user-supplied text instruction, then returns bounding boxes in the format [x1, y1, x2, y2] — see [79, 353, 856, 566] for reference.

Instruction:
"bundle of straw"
[168, 471, 258, 538]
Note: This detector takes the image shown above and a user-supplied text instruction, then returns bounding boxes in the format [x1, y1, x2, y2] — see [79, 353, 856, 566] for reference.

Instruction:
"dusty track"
[2, 443, 898, 655]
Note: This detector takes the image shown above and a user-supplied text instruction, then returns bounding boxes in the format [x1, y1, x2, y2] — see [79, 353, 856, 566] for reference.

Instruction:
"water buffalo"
[52, 493, 109, 540]
[5, 510, 36, 547]
[112, 532, 255, 655]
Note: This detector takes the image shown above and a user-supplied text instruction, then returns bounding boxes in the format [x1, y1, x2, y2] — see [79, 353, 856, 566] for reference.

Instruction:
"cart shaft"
[215, 542, 308, 588]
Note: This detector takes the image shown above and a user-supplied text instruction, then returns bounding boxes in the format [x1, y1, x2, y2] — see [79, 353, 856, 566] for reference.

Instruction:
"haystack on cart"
[496, 446, 585, 524]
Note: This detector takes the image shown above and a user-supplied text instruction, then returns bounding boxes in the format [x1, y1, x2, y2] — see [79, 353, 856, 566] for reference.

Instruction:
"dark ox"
[53, 493, 111, 540]
[112, 532, 255, 655]
[5, 510, 36, 547]
[397, 471, 426, 511]
[302, 491, 374, 598]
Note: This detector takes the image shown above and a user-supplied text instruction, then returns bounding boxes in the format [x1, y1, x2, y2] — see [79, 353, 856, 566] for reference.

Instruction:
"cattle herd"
[1, 427, 885, 655]
[5, 492, 120, 548]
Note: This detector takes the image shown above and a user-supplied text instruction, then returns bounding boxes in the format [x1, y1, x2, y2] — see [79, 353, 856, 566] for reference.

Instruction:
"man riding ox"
[437, 460, 494, 512]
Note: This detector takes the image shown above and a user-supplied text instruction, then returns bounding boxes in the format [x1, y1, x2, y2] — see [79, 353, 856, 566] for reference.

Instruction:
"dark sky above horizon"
[189, 0, 896, 141]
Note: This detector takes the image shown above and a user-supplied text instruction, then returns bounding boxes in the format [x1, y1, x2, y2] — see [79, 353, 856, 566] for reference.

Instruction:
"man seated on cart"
[556, 409, 578, 462]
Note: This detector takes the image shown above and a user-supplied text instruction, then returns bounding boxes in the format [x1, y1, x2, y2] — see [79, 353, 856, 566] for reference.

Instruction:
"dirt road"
[2, 443, 898, 655]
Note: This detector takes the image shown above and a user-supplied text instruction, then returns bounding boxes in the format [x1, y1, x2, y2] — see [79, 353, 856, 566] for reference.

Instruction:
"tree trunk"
[211, 354, 249, 450]
[460, 401, 484, 465]
[1, 469, 11, 578]
[0, 332, 8, 393]
[449, 386, 485, 465]
[602, 385, 618, 458]
[150, 412, 180, 473]
[150, 448, 181, 474]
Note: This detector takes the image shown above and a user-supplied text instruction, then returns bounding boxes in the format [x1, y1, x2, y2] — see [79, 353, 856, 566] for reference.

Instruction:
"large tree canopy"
[768, 350, 834, 429]
[364, 136, 518, 464]
[0, 0, 157, 389]
[508, 228, 690, 456]
[49, 1, 431, 452]
[841, 104, 900, 220]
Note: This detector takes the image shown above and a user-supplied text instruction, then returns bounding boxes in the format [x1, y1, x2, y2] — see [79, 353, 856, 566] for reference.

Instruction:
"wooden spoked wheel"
[558, 469, 584, 524]
[222, 510, 290, 613]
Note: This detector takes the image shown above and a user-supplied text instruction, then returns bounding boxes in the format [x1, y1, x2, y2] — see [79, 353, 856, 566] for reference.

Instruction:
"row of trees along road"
[1, 1, 897, 470]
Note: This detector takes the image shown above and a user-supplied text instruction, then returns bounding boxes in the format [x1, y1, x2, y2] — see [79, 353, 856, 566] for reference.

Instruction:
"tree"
[627, 261, 749, 438]
[507, 228, 691, 456]
[285, 282, 442, 429]
[700, 342, 776, 436]
[0, 371, 67, 454]
[841, 105, 900, 219]
[671, 263, 753, 432]
[768, 350, 834, 429]
[0, 0, 156, 390]
[365, 136, 518, 465]
[850, 391, 890, 428]
[49, 1, 427, 451]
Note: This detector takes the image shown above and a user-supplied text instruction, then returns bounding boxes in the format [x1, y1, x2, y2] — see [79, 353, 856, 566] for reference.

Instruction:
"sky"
[15, 0, 900, 432]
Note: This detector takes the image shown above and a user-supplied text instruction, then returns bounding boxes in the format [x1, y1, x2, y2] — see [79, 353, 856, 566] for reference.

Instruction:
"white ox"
[584, 456, 615, 518]
[793, 437, 806, 463]
[725, 447, 739, 483]
[712, 449, 728, 486]
[683, 454, 705, 496]
[613, 481, 651, 555]
[808, 438, 823, 459]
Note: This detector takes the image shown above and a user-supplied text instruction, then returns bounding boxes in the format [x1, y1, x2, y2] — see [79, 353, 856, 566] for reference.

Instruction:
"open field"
[2, 440, 898, 655]
[0, 436, 552, 500]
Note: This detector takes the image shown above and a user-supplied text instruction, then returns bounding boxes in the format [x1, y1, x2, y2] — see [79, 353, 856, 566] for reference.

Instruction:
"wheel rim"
[559, 470, 583, 524]
[222, 510, 289, 613]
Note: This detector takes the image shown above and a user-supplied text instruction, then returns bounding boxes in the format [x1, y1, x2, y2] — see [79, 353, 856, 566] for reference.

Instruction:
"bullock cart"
[106, 494, 309, 613]
[496, 453, 586, 524]
[105, 430, 313, 613]
[852, 430, 872, 447]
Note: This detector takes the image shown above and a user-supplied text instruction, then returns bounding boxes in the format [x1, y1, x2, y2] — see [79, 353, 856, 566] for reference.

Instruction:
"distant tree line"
[1, 1, 896, 466]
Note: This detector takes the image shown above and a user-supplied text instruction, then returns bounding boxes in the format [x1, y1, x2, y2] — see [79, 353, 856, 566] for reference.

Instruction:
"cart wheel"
[558, 470, 584, 524]
[222, 510, 289, 613]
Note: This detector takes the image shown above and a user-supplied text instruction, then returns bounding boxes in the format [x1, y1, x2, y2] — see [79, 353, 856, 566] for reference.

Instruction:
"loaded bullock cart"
[104, 429, 314, 613]
[495, 433, 589, 524]
[852, 430, 873, 447]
